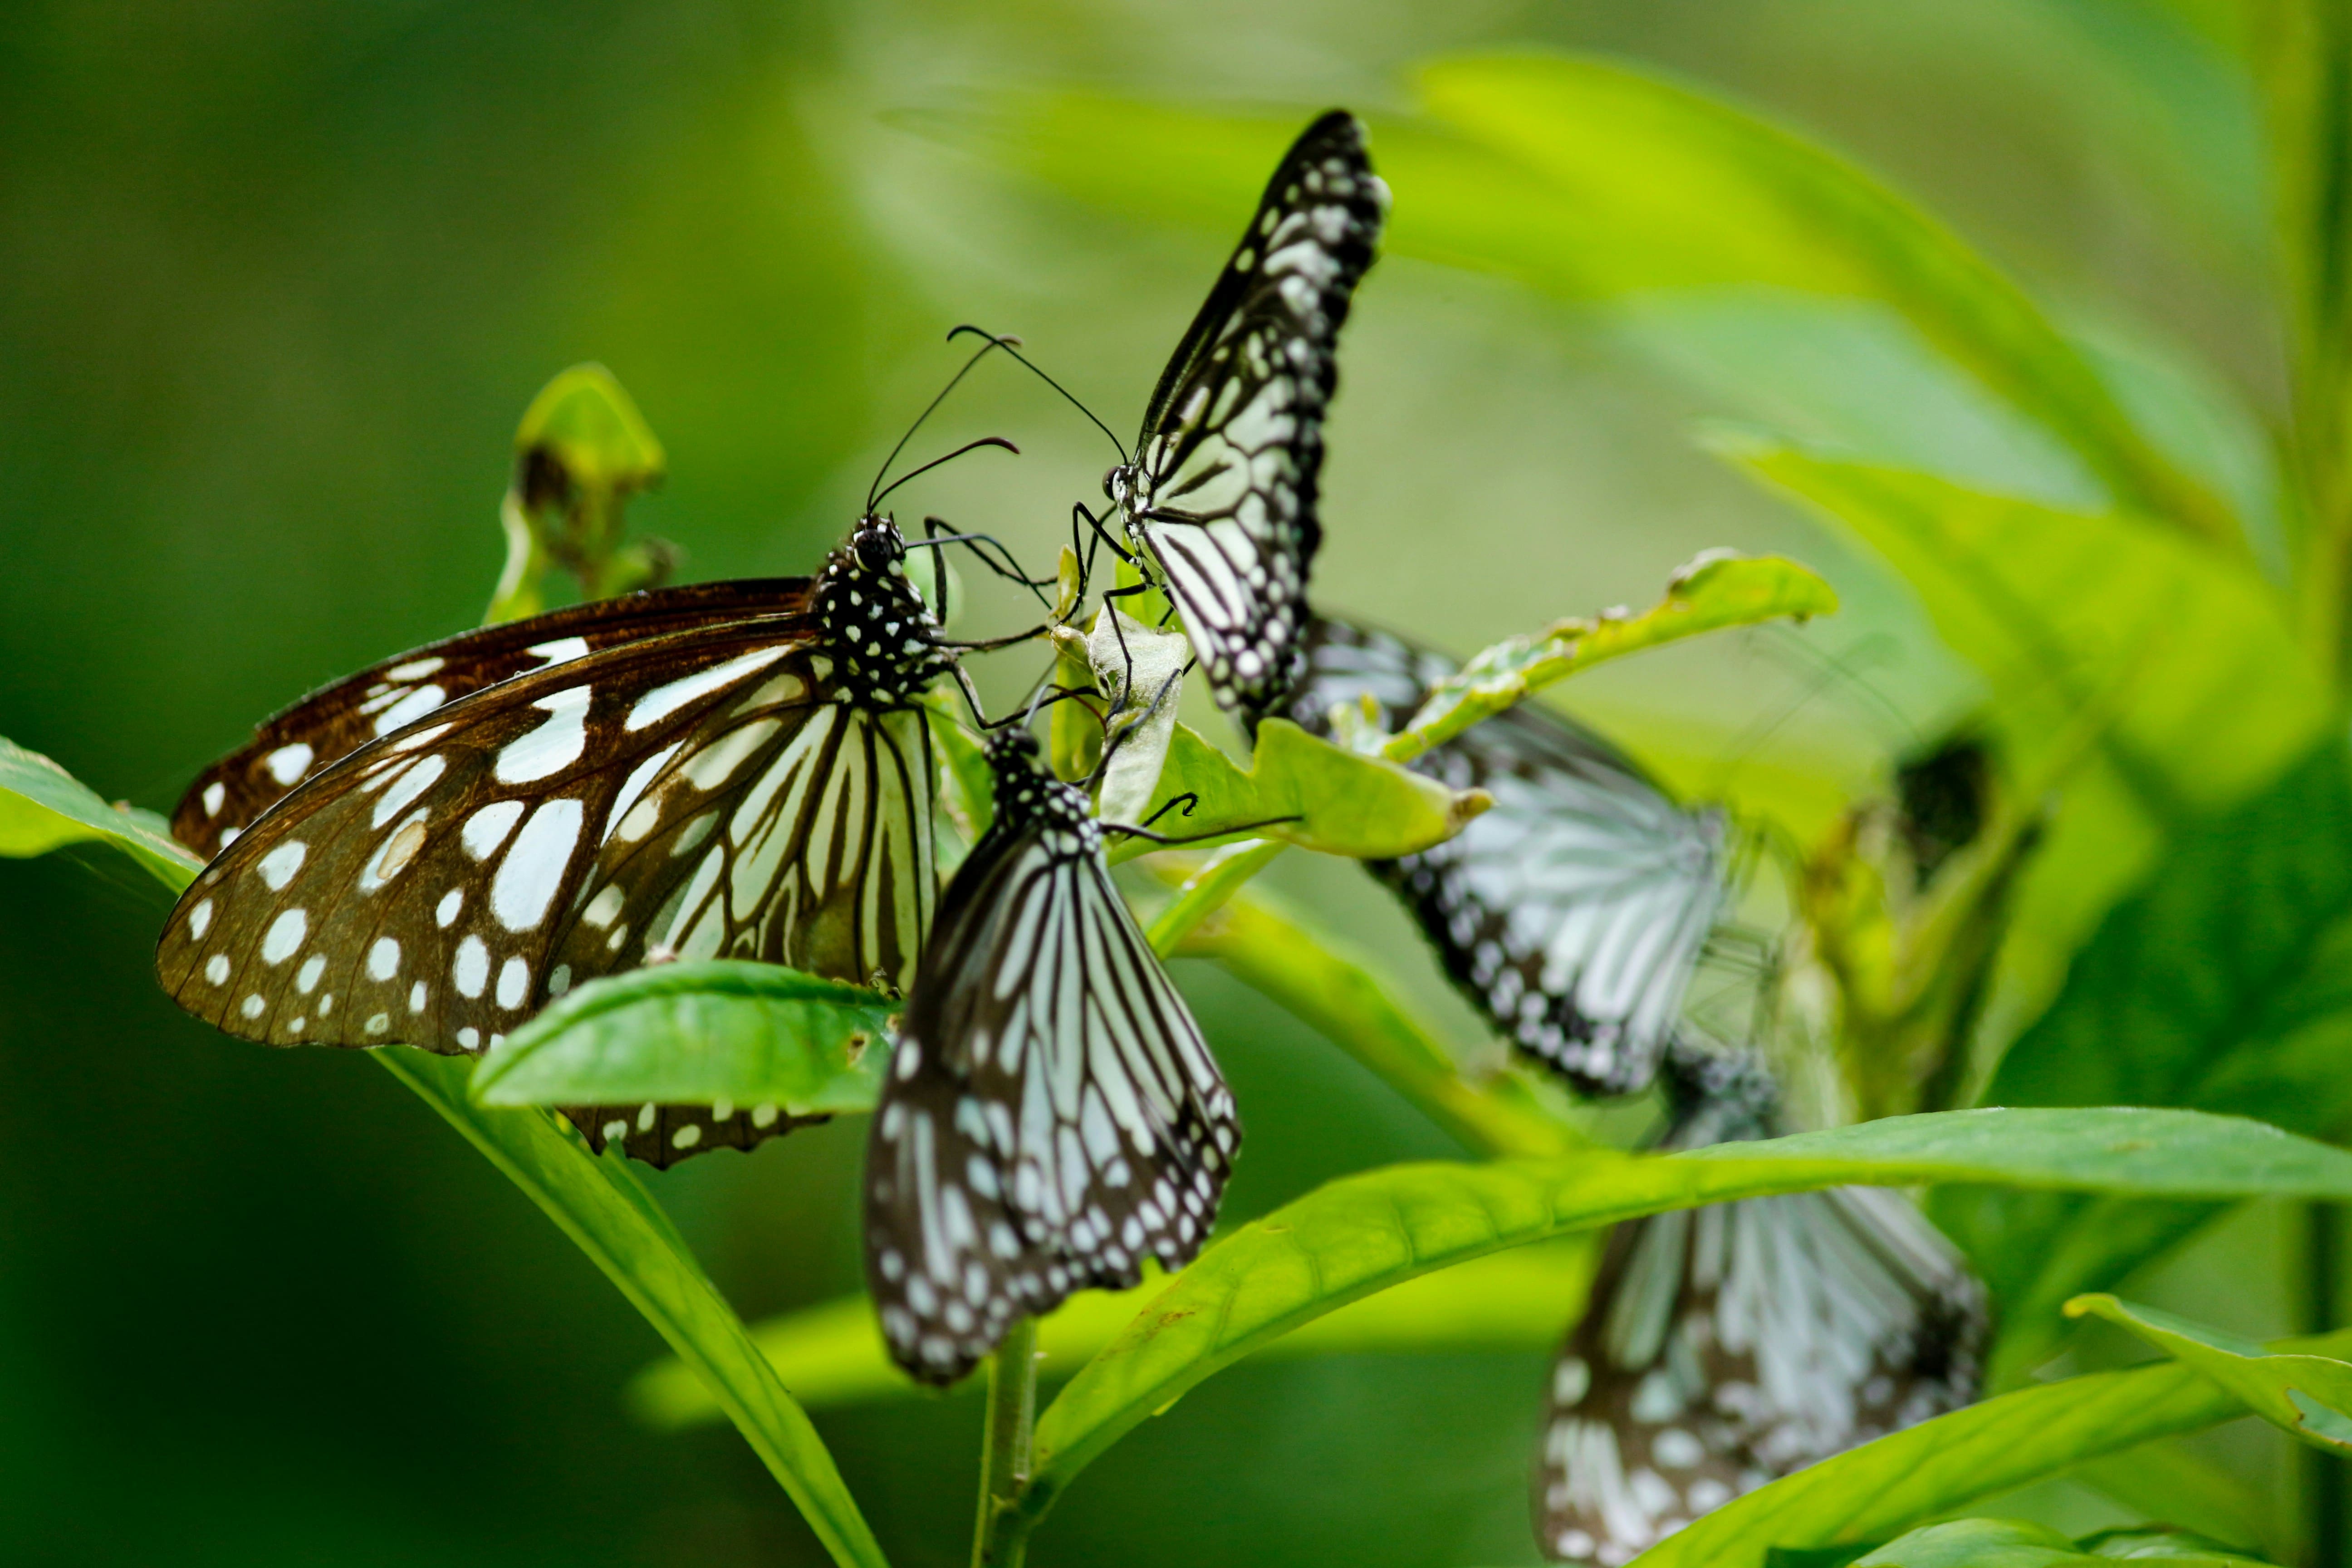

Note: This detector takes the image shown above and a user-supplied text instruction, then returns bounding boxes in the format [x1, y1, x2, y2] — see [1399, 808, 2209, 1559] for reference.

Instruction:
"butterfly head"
[816, 515, 952, 706]
[984, 725, 1097, 845]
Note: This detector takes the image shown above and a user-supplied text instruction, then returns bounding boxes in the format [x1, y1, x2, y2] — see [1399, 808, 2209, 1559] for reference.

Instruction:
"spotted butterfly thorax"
[1535, 1045, 1988, 1565]
[157, 514, 955, 1166]
[1106, 110, 1387, 721]
[864, 727, 1240, 1384]
[1288, 615, 1728, 1098]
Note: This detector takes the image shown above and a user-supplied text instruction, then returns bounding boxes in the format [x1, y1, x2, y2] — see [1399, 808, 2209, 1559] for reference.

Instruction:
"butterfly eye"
[1101, 467, 1121, 503]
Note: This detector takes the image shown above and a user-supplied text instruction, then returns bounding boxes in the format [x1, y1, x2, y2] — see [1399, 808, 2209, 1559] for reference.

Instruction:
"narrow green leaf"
[1628, 1326, 2352, 1568]
[1018, 1109, 2352, 1526]
[2067, 1293, 2352, 1453]
[1853, 1520, 2081, 1568]
[2072, 1524, 2275, 1563]
[380, 1049, 887, 1568]
[949, 66, 2231, 540]
[1945, 742, 2352, 1380]
[1386, 551, 1838, 764]
[1105, 717, 1485, 866]
[1408, 54, 2237, 541]
[629, 1237, 1593, 1425]
[0, 735, 204, 889]
[1720, 436, 2328, 811]
[1845, 1517, 2270, 1567]
[7, 740, 883, 1566]
[470, 961, 892, 1111]
[1173, 884, 1583, 1159]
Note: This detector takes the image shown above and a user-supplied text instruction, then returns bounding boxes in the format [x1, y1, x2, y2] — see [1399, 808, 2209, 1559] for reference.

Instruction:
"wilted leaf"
[1015, 1109, 2352, 1529]
[1106, 718, 1486, 865]
[470, 961, 892, 1112]
[489, 363, 671, 621]
[1086, 605, 1190, 824]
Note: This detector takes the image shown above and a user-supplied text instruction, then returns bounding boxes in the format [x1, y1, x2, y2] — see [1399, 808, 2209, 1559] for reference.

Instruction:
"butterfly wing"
[865, 758, 1238, 1384]
[1536, 1058, 1987, 1564]
[1293, 617, 1726, 1097]
[157, 616, 938, 1167]
[1122, 111, 1387, 718]
[173, 579, 813, 857]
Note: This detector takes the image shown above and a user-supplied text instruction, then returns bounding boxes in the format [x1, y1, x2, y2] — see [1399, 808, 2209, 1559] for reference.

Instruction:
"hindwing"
[172, 579, 813, 858]
[1291, 616, 1726, 1097]
[1535, 1054, 1988, 1564]
[864, 735, 1238, 1384]
[1119, 111, 1387, 718]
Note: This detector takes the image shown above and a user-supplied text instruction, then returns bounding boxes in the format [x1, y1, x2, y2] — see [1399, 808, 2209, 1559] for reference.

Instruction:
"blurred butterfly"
[1097, 110, 1387, 720]
[864, 725, 1239, 1384]
[1536, 1045, 1988, 1565]
[1893, 733, 1994, 887]
[1286, 614, 1728, 1098]
[156, 514, 954, 1166]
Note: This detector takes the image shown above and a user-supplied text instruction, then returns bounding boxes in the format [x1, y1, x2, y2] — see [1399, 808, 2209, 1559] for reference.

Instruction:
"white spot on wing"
[263, 743, 314, 785]
[367, 937, 401, 980]
[257, 841, 307, 891]
[200, 782, 226, 817]
[527, 637, 590, 666]
[371, 683, 449, 736]
[387, 657, 446, 680]
[490, 799, 584, 931]
[626, 649, 789, 732]
[461, 800, 525, 860]
[370, 754, 446, 828]
[495, 686, 591, 784]
[260, 908, 308, 965]
[453, 936, 490, 998]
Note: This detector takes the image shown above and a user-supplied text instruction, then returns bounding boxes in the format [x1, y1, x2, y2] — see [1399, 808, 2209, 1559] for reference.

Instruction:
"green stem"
[1146, 838, 1288, 956]
[973, 1318, 1039, 1568]
[2310, 1204, 2345, 1568]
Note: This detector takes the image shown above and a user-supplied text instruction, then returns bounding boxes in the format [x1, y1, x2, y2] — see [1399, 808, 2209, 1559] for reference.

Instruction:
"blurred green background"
[0, 2, 2299, 1564]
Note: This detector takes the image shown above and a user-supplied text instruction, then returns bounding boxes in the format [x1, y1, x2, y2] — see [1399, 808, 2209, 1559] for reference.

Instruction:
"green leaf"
[4, 740, 884, 1565]
[1840, 1518, 2273, 1567]
[488, 363, 671, 622]
[1628, 1325, 2352, 1568]
[1718, 435, 2328, 813]
[1853, 1520, 2081, 1568]
[1016, 1108, 2352, 1528]
[1106, 717, 1485, 866]
[2073, 1524, 2275, 1563]
[1943, 741, 2352, 1380]
[629, 1236, 1593, 1425]
[2066, 1293, 2352, 1454]
[1385, 551, 1838, 763]
[1406, 54, 2236, 541]
[0, 735, 204, 889]
[953, 64, 2230, 541]
[470, 961, 893, 1112]
[379, 1049, 887, 1568]
[1171, 883, 1582, 1159]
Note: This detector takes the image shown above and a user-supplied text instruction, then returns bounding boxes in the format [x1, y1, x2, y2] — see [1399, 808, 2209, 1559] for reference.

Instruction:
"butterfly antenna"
[870, 437, 1021, 511]
[1704, 634, 1907, 799]
[865, 331, 1022, 512]
[948, 323, 1129, 464]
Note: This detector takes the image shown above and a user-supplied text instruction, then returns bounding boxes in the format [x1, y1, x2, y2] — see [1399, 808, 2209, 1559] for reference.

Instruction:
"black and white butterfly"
[1536, 1045, 1988, 1565]
[1287, 615, 1728, 1098]
[1098, 111, 1387, 720]
[156, 516, 951, 1166]
[864, 726, 1239, 1385]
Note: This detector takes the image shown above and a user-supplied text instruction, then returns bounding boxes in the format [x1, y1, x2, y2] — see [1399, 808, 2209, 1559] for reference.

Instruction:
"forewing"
[1535, 1189, 1988, 1564]
[1130, 112, 1386, 717]
[152, 611, 941, 1067]
[866, 830, 1238, 1384]
[1293, 617, 1725, 1097]
[172, 578, 812, 857]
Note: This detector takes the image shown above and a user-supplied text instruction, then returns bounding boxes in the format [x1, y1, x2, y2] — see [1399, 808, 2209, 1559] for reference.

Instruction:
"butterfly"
[156, 515, 953, 1166]
[1286, 614, 1729, 1098]
[1893, 733, 1994, 887]
[1099, 110, 1387, 720]
[864, 725, 1239, 1385]
[1536, 1045, 1988, 1565]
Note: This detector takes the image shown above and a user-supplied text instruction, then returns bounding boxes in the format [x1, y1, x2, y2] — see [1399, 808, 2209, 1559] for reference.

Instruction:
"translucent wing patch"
[1116, 111, 1387, 718]
[1290, 617, 1726, 1097]
[864, 735, 1238, 1385]
[1535, 1054, 1988, 1565]
[172, 579, 813, 858]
